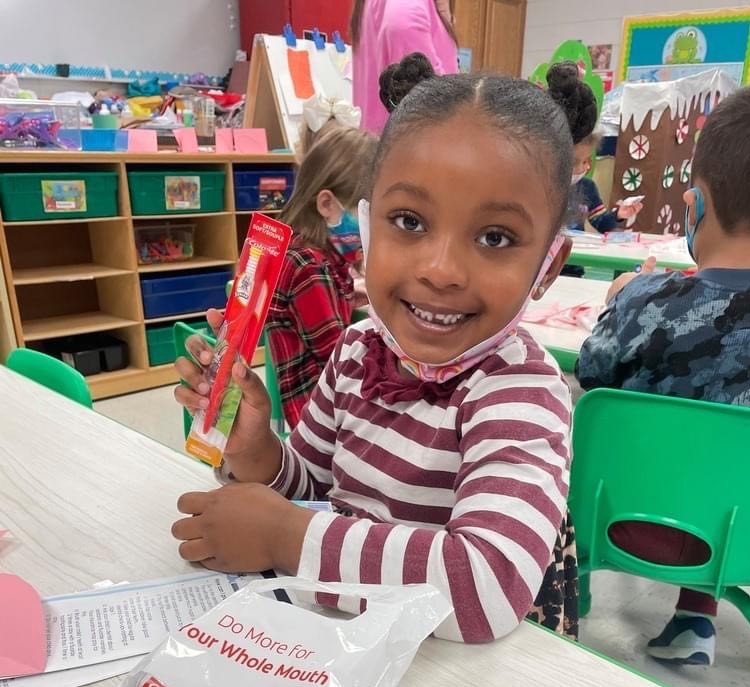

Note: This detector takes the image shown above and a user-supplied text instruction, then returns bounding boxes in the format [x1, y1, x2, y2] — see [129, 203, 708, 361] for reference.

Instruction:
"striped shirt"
[269, 320, 572, 643]
[265, 241, 354, 429]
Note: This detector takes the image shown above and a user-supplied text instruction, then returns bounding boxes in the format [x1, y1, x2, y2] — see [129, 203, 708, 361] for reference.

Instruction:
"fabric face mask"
[357, 199, 564, 383]
[328, 200, 363, 264]
[684, 186, 704, 261]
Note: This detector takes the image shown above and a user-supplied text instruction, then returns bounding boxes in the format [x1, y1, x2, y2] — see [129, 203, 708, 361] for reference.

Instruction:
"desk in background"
[522, 276, 609, 373]
[0, 367, 660, 686]
[567, 234, 695, 274]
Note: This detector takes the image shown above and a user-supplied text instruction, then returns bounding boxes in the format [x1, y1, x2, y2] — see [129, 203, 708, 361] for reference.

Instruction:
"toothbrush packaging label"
[186, 213, 292, 467]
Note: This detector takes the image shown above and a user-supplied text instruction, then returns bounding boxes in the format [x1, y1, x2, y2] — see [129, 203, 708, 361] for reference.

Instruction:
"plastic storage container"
[147, 319, 208, 366]
[135, 223, 195, 265]
[46, 333, 128, 376]
[128, 170, 225, 215]
[141, 269, 232, 319]
[81, 128, 128, 152]
[0, 98, 82, 150]
[0, 171, 119, 222]
[234, 168, 294, 211]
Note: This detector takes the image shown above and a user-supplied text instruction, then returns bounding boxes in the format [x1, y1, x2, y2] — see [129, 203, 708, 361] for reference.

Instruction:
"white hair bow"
[302, 94, 362, 132]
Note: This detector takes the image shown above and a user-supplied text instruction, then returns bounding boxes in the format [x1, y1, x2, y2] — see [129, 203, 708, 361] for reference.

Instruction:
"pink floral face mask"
[358, 200, 564, 383]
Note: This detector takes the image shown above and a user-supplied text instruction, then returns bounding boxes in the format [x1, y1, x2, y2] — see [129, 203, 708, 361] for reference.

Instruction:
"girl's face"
[366, 112, 569, 364]
[573, 142, 595, 176]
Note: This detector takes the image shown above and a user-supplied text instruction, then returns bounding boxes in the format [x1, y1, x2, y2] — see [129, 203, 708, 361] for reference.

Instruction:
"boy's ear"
[683, 189, 696, 226]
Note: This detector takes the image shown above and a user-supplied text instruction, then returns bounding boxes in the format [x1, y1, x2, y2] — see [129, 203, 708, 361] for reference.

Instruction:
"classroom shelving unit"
[0, 151, 295, 399]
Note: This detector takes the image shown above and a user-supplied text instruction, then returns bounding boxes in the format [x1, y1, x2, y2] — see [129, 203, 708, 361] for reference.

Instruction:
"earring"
[534, 285, 546, 298]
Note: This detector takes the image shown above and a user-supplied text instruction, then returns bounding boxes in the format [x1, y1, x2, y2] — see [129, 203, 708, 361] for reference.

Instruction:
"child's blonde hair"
[281, 126, 377, 250]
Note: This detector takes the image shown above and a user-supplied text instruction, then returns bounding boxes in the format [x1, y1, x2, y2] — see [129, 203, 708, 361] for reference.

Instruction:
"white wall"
[522, 0, 745, 78]
[0, 0, 240, 78]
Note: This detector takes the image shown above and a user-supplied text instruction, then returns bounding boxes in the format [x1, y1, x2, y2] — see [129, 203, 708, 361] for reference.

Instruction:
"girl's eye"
[393, 213, 424, 233]
[478, 229, 511, 249]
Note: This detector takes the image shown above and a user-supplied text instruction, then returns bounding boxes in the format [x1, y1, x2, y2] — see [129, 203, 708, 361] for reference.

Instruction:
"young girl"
[173, 74, 577, 643]
[295, 94, 362, 164]
[268, 126, 377, 429]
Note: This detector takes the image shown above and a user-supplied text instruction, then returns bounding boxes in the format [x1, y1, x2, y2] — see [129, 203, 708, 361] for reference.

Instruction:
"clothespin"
[311, 28, 325, 50]
[283, 24, 297, 48]
[332, 31, 346, 53]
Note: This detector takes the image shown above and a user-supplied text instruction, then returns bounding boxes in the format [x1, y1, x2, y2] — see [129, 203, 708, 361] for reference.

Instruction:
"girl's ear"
[683, 189, 696, 226]
[534, 236, 572, 299]
[315, 189, 337, 222]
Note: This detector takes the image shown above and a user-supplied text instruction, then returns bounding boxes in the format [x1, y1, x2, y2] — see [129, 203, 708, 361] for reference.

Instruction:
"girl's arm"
[280, 354, 571, 643]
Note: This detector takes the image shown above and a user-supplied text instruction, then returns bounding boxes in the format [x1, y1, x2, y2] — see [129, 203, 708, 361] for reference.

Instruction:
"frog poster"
[620, 8, 750, 84]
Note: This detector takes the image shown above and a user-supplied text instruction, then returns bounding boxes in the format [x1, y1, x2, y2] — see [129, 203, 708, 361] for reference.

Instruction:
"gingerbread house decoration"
[612, 69, 737, 235]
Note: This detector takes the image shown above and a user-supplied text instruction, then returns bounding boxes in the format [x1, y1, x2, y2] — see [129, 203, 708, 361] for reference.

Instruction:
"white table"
[522, 276, 610, 372]
[0, 367, 660, 687]
[568, 234, 695, 273]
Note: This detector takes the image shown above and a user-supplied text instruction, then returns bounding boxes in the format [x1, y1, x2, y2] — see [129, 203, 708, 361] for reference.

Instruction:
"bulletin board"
[243, 34, 353, 151]
[619, 7, 750, 84]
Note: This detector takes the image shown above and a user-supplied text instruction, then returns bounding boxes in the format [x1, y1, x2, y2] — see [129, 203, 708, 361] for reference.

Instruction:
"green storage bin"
[128, 170, 225, 215]
[0, 172, 119, 222]
[147, 320, 209, 366]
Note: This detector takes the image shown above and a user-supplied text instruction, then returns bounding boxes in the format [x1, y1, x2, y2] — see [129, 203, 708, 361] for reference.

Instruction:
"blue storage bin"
[141, 269, 233, 319]
[234, 168, 294, 211]
[81, 129, 128, 152]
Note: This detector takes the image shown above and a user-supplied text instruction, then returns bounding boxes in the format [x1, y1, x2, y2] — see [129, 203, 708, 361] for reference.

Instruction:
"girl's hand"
[171, 483, 314, 574]
[606, 256, 656, 303]
[174, 308, 282, 483]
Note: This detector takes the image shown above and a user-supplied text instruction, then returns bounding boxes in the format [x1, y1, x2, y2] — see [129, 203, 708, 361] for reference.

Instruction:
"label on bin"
[165, 176, 201, 210]
[41, 180, 87, 213]
[258, 177, 288, 211]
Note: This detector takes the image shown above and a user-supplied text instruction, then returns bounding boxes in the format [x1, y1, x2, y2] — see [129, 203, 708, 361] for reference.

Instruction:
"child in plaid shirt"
[266, 127, 377, 428]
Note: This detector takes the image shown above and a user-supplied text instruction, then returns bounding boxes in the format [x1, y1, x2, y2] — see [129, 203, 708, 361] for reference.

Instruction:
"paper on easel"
[19, 572, 238, 677]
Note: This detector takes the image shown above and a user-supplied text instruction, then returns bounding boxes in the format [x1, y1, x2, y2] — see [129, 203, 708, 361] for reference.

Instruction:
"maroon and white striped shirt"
[269, 320, 572, 643]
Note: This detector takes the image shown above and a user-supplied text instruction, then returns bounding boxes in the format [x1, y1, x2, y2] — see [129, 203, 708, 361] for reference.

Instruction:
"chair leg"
[722, 587, 750, 623]
[579, 571, 592, 617]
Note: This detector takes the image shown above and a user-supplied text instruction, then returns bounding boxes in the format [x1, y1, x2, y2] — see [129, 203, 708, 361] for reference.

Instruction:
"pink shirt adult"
[353, 0, 458, 134]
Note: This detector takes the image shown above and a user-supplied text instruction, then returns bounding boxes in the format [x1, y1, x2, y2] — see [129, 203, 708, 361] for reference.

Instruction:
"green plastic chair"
[173, 323, 287, 439]
[569, 388, 750, 621]
[5, 348, 93, 408]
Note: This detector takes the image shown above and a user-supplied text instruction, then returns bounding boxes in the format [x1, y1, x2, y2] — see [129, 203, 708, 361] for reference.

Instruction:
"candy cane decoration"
[629, 134, 650, 160]
[622, 167, 642, 191]
[657, 204, 673, 235]
[680, 159, 692, 184]
[676, 118, 689, 144]
[662, 164, 675, 189]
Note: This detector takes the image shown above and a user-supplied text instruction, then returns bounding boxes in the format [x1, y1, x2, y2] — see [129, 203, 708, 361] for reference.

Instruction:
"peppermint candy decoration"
[629, 134, 650, 160]
[680, 159, 692, 184]
[662, 164, 675, 189]
[622, 167, 642, 191]
[657, 204, 673, 235]
[676, 118, 689, 144]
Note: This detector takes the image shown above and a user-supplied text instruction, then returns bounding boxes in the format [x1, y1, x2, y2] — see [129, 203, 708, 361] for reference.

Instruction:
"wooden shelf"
[3, 216, 127, 227]
[13, 264, 131, 285]
[23, 313, 140, 341]
[235, 209, 283, 215]
[90, 364, 177, 400]
[133, 212, 232, 220]
[138, 257, 235, 274]
[145, 311, 209, 325]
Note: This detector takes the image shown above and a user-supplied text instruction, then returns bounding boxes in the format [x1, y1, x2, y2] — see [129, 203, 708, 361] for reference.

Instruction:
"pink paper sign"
[173, 127, 199, 153]
[233, 128, 268, 154]
[127, 129, 158, 153]
[215, 128, 234, 153]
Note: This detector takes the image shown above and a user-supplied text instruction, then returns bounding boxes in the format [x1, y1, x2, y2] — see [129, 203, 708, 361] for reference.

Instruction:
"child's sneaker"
[646, 613, 716, 665]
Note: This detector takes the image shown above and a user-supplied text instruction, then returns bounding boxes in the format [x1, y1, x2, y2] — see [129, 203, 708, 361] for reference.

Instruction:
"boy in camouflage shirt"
[576, 86, 750, 666]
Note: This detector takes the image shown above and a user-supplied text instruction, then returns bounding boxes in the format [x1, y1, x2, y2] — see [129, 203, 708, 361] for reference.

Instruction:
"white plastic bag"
[123, 577, 452, 687]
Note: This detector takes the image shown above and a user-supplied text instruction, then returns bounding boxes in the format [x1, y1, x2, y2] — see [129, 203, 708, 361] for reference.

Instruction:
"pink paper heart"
[0, 574, 46, 678]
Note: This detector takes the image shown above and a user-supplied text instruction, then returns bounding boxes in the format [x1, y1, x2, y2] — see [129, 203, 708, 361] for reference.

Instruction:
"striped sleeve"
[267, 335, 344, 500]
[295, 356, 572, 643]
